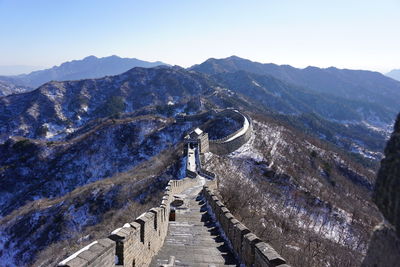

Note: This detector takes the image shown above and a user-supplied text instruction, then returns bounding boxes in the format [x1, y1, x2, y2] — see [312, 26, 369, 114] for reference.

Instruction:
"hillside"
[207, 70, 390, 161]
[204, 113, 381, 266]
[0, 141, 187, 266]
[0, 80, 32, 97]
[0, 55, 168, 95]
[0, 66, 214, 142]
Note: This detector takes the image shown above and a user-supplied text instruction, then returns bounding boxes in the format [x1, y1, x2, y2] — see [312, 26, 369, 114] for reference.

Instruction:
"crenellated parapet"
[202, 183, 290, 267]
[208, 110, 253, 155]
[58, 178, 198, 267]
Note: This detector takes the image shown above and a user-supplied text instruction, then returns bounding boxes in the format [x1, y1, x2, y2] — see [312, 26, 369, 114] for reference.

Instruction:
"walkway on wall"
[224, 110, 250, 142]
[150, 177, 239, 266]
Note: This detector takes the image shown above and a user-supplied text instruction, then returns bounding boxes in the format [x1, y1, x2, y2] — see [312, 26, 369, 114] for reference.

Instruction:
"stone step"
[150, 182, 239, 267]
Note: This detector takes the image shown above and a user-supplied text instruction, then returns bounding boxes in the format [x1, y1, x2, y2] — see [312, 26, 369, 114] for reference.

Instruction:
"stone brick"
[233, 223, 250, 255]
[221, 212, 234, 233]
[227, 218, 240, 242]
[242, 233, 261, 266]
[109, 227, 138, 266]
[211, 195, 219, 210]
[255, 242, 287, 267]
[214, 200, 225, 218]
[135, 212, 154, 244]
[217, 206, 229, 223]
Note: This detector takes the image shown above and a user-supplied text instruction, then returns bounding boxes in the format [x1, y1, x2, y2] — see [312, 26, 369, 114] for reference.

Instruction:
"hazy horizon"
[0, 54, 397, 76]
[1, 0, 399, 73]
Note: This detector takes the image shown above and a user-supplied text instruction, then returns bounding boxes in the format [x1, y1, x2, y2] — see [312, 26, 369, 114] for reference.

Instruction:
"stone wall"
[58, 178, 197, 267]
[175, 110, 214, 122]
[179, 109, 252, 155]
[209, 111, 252, 155]
[202, 184, 290, 267]
[210, 109, 248, 142]
[195, 148, 217, 180]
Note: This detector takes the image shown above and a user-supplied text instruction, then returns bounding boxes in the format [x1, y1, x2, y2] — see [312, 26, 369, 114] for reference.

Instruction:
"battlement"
[202, 184, 290, 267]
[58, 178, 197, 267]
[208, 110, 252, 155]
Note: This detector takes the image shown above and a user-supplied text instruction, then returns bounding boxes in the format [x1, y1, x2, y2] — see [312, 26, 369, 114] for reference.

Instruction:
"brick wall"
[202, 184, 291, 267]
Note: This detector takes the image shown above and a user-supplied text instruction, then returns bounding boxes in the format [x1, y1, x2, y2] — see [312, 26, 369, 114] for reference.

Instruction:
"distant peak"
[83, 55, 98, 60]
[226, 55, 244, 60]
[108, 55, 122, 59]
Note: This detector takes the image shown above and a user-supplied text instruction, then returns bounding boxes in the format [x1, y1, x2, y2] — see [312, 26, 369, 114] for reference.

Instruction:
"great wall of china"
[58, 109, 290, 267]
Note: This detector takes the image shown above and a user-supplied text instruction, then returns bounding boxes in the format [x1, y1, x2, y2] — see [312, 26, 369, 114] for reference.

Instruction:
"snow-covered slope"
[0, 80, 32, 96]
[0, 66, 214, 142]
[0, 116, 196, 218]
[204, 115, 381, 266]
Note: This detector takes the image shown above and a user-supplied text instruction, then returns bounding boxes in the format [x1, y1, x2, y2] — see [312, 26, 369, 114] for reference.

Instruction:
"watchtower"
[184, 128, 209, 154]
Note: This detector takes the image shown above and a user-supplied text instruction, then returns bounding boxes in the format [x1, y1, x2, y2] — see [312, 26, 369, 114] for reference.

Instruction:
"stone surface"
[362, 113, 400, 267]
[362, 222, 400, 267]
[255, 242, 286, 266]
[150, 178, 238, 266]
[374, 113, 400, 236]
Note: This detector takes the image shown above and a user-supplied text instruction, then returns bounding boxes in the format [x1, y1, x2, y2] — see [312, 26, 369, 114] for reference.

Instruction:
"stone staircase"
[150, 178, 238, 266]
[58, 111, 290, 266]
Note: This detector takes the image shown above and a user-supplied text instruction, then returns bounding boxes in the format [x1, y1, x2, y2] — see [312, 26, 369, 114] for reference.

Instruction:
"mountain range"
[0, 56, 399, 266]
[191, 56, 400, 115]
[0, 55, 168, 96]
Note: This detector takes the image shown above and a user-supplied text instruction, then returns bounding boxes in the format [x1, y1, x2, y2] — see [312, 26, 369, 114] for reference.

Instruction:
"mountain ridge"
[0, 55, 169, 95]
[191, 56, 400, 113]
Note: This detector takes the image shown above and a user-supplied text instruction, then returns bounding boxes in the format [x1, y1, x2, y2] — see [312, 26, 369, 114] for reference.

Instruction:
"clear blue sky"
[0, 0, 399, 72]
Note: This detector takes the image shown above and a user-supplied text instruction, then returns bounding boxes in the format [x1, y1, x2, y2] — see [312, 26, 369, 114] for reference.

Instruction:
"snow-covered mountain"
[0, 66, 213, 142]
[0, 60, 397, 266]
